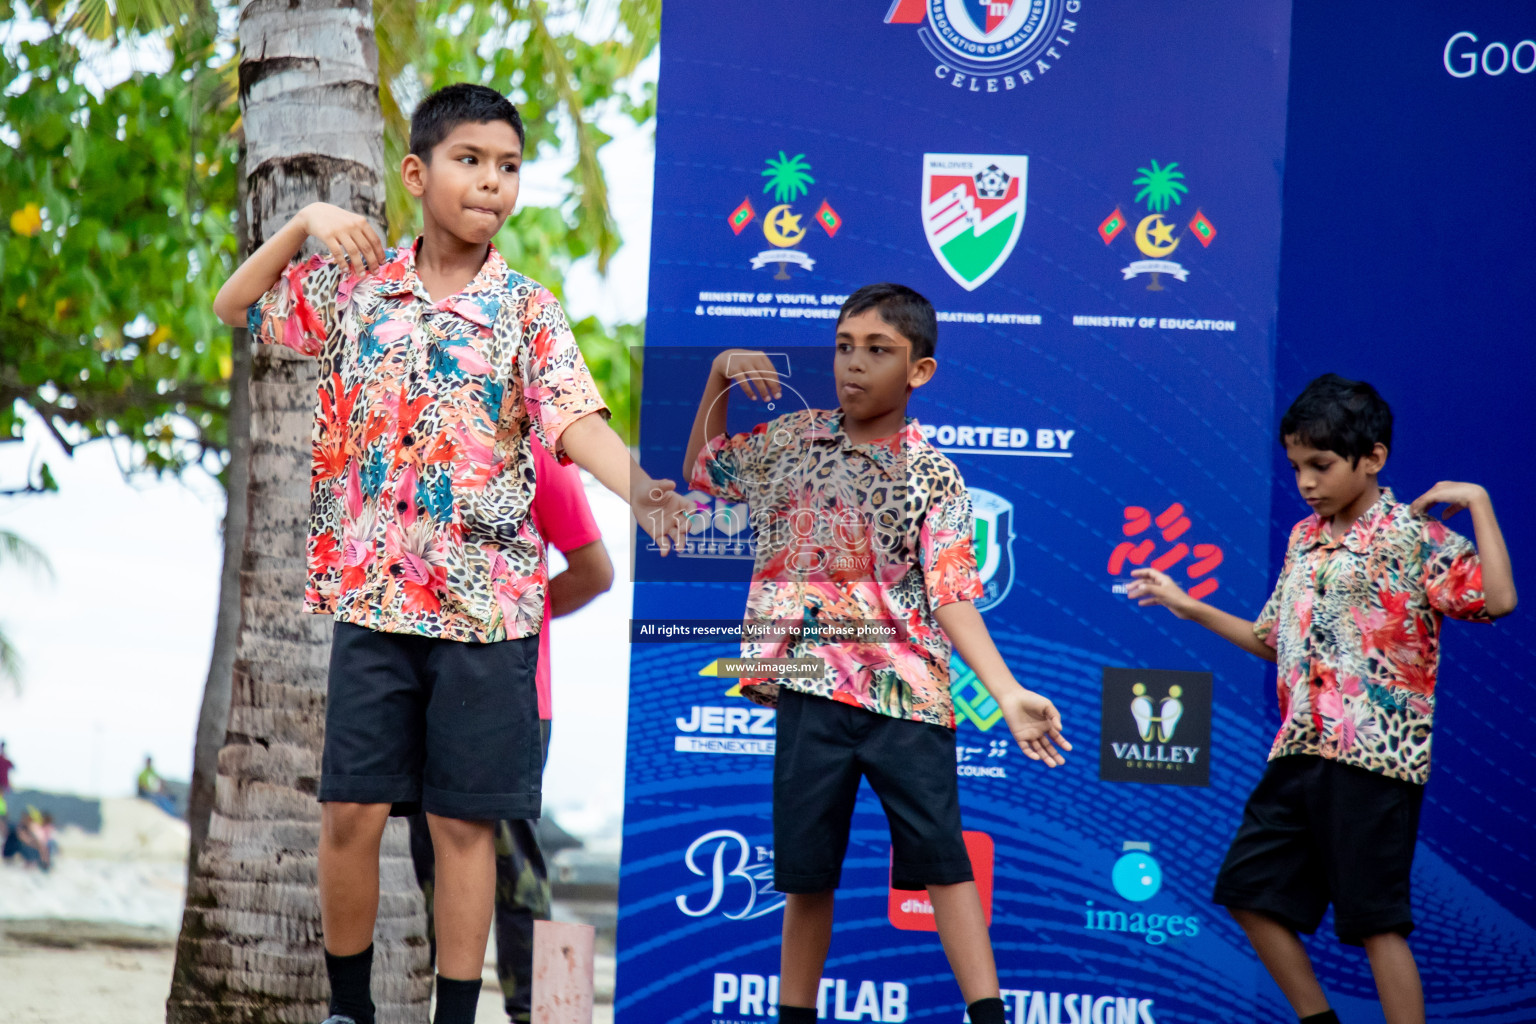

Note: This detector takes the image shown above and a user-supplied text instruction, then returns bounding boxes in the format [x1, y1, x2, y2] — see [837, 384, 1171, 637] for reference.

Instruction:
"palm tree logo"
[759, 152, 814, 279]
[730, 151, 842, 280]
[1098, 159, 1213, 291]
[762, 151, 815, 203]
[1132, 160, 1187, 213]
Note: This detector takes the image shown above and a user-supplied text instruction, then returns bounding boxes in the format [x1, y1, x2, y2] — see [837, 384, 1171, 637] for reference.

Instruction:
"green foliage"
[1, 0, 654, 490]
[761, 151, 814, 204]
[1133, 159, 1188, 214]
[0, 4, 239, 481]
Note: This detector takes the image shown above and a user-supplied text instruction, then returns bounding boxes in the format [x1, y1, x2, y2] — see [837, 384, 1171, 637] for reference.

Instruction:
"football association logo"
[884, 0, 1081, 93]
[922, 154, 1027, 291]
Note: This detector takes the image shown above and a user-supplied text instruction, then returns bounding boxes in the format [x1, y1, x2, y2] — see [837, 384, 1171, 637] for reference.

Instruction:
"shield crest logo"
[922, 153, 1027, 291]
[969, 487, 1016, 612]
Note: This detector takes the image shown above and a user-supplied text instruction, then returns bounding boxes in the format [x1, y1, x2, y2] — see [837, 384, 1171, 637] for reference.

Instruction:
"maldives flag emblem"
[815, 200, 842, 237]
[1099, 208, 1126, 245]
[922, 153, 1027, 291]
[1188, 209, 1216, 247]
[728, 197, 755, 235]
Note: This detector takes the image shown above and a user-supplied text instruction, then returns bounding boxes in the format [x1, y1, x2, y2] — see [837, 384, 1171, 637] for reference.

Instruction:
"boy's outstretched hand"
[1410, 481, 1488, 520]
[631, 476, 695, 556]
[1126, 567, 1196, 618]
[998, 688, 1071, 767]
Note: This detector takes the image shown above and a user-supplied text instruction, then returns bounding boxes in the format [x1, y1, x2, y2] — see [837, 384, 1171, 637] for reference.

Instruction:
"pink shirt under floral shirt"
[689, 409, 983, 729]
[1255, 489, 1490, 784]
[248, 240, 608, 643]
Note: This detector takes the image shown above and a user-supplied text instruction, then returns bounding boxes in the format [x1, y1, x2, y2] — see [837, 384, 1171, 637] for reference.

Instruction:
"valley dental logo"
[1099, 667, 1211, 787]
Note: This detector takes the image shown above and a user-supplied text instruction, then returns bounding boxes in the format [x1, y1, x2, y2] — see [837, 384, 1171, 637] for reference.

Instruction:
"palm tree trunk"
[168, 4, 429, 1021]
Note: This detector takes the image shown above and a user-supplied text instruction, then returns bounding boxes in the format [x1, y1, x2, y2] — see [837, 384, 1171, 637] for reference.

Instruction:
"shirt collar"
[806, 410, 926, 480]
[1299, 488, 1397, 553]
[373, 237, 507, 327]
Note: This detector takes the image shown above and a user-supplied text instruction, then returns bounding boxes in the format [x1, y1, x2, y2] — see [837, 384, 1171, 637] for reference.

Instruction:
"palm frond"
[66, 0, 209, 40]
[526, 0, 621, 271]
[0, 529, 53, 581]
[0, 631, 22, 691]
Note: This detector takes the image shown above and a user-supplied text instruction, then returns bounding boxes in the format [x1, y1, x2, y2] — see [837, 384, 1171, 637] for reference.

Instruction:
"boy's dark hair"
[837, 283, 937, 361]
[410, 84, 525, 160]
[1279, 373, 1393, 464]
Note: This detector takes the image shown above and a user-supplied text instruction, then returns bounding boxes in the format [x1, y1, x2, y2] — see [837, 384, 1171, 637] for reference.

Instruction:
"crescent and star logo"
[727, 152, 842, 279]
[1098, 160, 1217, 290]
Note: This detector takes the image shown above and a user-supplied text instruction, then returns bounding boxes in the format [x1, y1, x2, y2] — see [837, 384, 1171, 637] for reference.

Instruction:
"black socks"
[779, 1007, 818, 1024]
[967, 997, 1008, 1024]
[433, 974, 483, 1024]
[1301, 1013, 1341, 1024]
[323, 944, 376, 1024]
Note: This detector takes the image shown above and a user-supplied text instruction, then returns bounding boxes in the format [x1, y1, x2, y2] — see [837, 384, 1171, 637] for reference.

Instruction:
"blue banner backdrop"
[1267, 2, 1536, 1021]
[618, 3, 1298, 1021]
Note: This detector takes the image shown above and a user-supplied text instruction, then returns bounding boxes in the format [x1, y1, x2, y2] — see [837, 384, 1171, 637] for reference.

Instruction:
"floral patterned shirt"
[248, 240, 608, 643]
[689, 409, 983, 728]
[1255, 489, 1490, 784]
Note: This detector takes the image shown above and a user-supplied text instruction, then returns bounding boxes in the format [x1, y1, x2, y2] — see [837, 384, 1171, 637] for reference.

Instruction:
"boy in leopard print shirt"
[1129, 373, 1517, 1024]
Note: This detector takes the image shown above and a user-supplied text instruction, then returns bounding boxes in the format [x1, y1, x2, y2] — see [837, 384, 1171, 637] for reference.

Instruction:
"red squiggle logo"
[1109, 503, 1223, 600]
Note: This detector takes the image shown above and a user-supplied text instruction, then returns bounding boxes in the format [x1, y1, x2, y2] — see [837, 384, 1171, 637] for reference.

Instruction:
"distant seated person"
[137, 756, 177, 816]
[3, 809, 57, 871]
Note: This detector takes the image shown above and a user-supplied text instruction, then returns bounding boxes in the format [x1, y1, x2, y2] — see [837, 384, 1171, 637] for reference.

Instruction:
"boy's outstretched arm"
[560, 412, 693, 555]
[933, 600, 1071, 766]
[1126, 568, 1278, 662]
[681, 349, 781, 482]
[212, 202, 385, 326]
[1410, 482, 1518, 618]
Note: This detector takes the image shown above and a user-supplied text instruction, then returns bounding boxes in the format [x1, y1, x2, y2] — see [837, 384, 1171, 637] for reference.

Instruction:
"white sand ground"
[1, 797, 615, 1021]
[0, 943, 615, 1024]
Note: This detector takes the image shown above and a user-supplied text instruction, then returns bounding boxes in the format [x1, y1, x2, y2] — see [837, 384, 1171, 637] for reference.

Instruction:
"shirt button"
[402, 433, 415, 446]
[397, 500, 409, 513]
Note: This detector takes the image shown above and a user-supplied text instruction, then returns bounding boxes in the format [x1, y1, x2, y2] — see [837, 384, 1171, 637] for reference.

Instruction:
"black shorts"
[319, 621, 542, 821]
[773, 689, 972, 893]
[1213, 754, 1424, 945]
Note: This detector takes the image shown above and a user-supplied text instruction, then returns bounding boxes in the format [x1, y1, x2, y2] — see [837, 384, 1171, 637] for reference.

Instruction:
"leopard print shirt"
[689, 409, 983, 728]
[1255, 490, 1490, 784]
[249, 240, 608, 643]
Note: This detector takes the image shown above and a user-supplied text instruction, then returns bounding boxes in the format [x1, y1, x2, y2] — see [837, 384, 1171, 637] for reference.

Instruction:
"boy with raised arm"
[681, 283, 1071, 1024]
[1128, 373, 1517, 1024]
[213, 84, 690, 1024]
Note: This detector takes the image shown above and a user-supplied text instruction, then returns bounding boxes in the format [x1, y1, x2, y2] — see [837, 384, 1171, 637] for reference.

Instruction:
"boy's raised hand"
[1410, 481, 1489, 520]
[1126, 567, 1196, 619]
[712, 349, 782, 402]
[998, 688, 1071, 767]
[631, 476, 696, 556]
[300, 201, 387, 276]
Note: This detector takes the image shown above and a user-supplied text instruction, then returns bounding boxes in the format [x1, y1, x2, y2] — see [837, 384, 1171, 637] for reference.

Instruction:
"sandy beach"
[1, 798, 615, 1022]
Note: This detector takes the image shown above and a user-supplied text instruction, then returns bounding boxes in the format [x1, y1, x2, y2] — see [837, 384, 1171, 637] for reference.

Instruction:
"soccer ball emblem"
[974, 164, 1010, 199]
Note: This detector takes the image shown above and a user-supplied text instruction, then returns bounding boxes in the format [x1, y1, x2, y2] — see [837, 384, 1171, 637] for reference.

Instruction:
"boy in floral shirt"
[681, 283, 1071, 1024]
[213, 84, 691, 1024]
[1128, 373, 1517, 1024]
